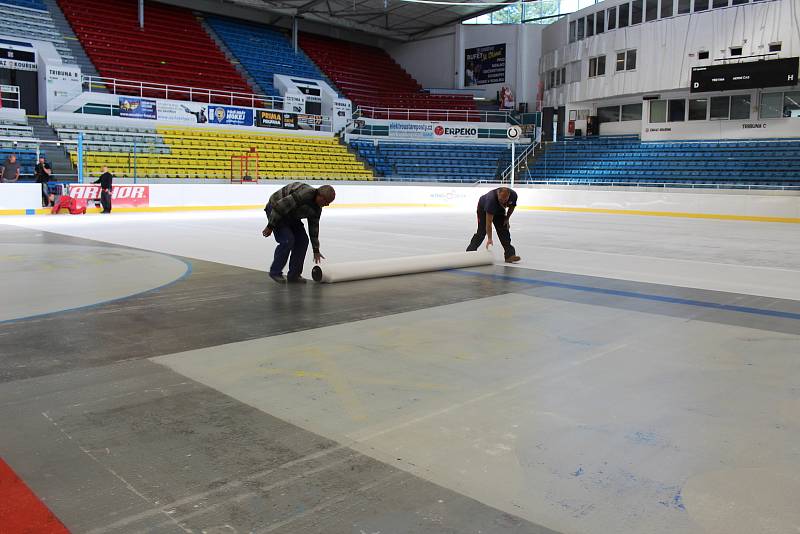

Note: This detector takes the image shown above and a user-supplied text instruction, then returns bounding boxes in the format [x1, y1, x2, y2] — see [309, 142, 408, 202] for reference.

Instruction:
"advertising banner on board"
[68, 185, 150, 208]
[156, 100, 209, 123]
[208, 105, 254, 126]
[433, 124, 479, 139]
[464, 43, 506, 86]
[387, 121, 434, 138]
[119, 97, 157, 120]
[255, 109, 298, 129]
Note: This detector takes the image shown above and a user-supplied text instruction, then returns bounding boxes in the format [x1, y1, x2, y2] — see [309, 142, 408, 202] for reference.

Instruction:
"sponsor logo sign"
[208, 105, 254, 126]
[157, 101, 208, 123]
[119, 97, 158, 120]
[69, 185, 150, 208]
[388, 121, 434, 138]
[464, 43, 506, 86]
[255, 110, 298, 129]
[433, 124, 479, 139]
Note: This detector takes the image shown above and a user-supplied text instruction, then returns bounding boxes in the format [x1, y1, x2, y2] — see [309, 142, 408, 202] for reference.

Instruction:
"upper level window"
[661, 0, 674, 17]
[650, 100, 667, 123]
[631, 0, 644, 23]
[678, 0, 692, 13]
[730, 46, 743, 56]
[586, 13, 595, 36]
[731, 0, 748, 4]
[577, 18, 585, 39]
[596, 11, 605, 33]
[769, 42, 782, 52]
[616, 49, 637, 71]
[698, 50, 709, 59]
[645, 0, 658, 21]
[569, 21, 577, 42]
[713, 0, 728, 7]
[607, 6, 617, 29]
[694, 0, 709, 11]
[589, 55, 606, 77]
[619, 2, 630, 26]
[621, 103, 643, 120]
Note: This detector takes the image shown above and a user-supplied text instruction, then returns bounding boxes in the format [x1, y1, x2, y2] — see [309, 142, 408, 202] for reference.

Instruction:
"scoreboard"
[690, 57, 798, 93]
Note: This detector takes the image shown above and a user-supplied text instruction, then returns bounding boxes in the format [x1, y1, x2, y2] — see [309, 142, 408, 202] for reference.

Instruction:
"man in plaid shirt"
[262, 182, 336, 283]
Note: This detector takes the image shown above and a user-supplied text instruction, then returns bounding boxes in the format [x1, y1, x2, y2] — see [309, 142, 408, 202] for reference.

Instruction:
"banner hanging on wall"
[388, 121, 434, 138]
[119, 97, 157, 120]
[255, 109, 298, 130]
[208, 105, 254, 126]
[464, 43, 506, 86]
[157, 101, 209, 123]
[68, 185, 150, 208]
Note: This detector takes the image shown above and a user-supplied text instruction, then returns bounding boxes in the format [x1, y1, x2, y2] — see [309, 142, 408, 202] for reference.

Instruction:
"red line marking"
[0, 457, 70, 534]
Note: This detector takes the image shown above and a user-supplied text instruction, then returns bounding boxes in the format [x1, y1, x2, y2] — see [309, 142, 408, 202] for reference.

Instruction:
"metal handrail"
[500, 142, 536, 183]
[82, 75, 283, 109]
[355, 106, 519, 124]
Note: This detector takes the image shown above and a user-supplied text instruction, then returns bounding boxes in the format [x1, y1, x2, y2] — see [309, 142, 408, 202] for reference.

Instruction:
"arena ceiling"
[222, 0, 522, 40]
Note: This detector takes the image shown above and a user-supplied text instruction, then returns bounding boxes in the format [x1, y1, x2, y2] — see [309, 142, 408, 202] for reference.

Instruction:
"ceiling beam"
[409, 0, 521, 37]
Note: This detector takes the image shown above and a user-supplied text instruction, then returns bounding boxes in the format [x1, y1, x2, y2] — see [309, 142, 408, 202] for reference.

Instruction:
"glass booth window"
[631, 0, 643, 23]
[678, 0, 692, 13]
[621, 103, 643, 120]
[759, 93, 781, 119]
[713, 0, 728, 7]
[668, 99, 686, 121]
[784, 91, 800, 117]
[710, 96, 730, 119]
[730, 94, 751, 120]
[661, 0, 674, 17]
[598, 105, 621, 122]
[694, 0, 709, 11]
[650, 100, 667, 122]
[688, 98, 708, 120]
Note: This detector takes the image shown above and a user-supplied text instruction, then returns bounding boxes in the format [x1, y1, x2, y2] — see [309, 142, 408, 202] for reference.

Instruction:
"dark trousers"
[267, 212, 309, 278]
[41, 183, 50, 206]
[467, 208, 516, 259]
[100, 190, 112, 213]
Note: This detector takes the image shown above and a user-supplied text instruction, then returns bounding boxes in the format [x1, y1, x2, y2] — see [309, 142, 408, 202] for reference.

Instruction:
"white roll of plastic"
[311, 249, 494, 283]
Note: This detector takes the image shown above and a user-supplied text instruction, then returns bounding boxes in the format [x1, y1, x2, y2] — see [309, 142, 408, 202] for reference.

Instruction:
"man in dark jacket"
[262, 182, 336, 284]
[34, 156, 53, 207]
[466, 187, 521, 263]
[94, 166, 113, 213]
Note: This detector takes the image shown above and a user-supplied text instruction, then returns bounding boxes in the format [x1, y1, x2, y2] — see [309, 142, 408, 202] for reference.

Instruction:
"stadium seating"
[56, 0, 253, 102]
[299, 33, 476, 118]
[350, 139, 511, 183]
[205, 17, 334, 98]
[0, 1, 76, 63]
[525, 136, 800, 187]
[56, 125, 373, 180]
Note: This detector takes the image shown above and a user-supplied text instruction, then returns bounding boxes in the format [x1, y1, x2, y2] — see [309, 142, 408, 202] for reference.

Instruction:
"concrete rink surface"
[1, 207, 799, 534]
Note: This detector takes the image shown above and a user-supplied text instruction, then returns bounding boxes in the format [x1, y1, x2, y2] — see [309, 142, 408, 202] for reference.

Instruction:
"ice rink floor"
[1, 208, 799, 534]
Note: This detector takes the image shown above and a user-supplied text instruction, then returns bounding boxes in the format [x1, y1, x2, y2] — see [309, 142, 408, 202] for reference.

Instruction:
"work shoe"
[287, 276, 308, 284]
[505, 255, 521, 263]
[269, 274, 286, 284]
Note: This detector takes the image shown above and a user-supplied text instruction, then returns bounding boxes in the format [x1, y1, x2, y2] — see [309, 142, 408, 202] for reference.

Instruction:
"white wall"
[0, 184, 40, 210]
[388, 28, 457, 89]
[541, 0, 800, 107]
[4, 183, 799, 221]
[389, 23, 544, 109]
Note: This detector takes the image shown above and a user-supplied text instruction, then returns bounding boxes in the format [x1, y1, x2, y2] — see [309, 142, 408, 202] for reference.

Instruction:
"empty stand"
[350, 139, 511, 183]
[205, 17, 333, 98]
[300, 33, 476, 119]
[525, 136, 800, 188]
[57, 0, 254, 103]
[55, 124, 373, 180]
[0, 1, 76, 63]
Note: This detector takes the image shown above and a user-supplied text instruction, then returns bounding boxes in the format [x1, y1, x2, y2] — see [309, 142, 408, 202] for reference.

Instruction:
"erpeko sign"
[69, 185, 150, 208]
[433, 124, 478, 139]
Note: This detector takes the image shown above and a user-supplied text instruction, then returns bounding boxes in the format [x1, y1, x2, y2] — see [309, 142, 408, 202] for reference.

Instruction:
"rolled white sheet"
[311, 249, 494, 283]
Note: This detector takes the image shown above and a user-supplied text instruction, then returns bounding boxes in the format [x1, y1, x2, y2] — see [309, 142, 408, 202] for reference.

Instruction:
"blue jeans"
[267, 209, 309, 278]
